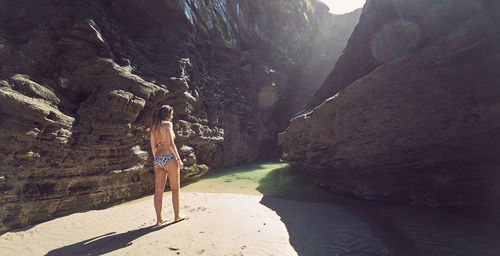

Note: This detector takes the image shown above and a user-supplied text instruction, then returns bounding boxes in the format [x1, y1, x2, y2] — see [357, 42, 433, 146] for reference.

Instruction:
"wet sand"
[1, 163, 500, 255]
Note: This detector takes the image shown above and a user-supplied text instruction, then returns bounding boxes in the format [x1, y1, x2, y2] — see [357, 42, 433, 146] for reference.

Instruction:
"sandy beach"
[1, 163, 500, 256]
[1, 0, 499, 255]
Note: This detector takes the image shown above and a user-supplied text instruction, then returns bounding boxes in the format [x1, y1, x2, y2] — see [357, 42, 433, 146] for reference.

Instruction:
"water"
[182, 162, 500, 255]
[2, 163, 499, 255]
[182, 162, 340, 202]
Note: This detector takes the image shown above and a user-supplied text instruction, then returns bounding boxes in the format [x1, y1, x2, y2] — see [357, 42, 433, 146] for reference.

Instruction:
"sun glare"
[320, 0, 366, 14]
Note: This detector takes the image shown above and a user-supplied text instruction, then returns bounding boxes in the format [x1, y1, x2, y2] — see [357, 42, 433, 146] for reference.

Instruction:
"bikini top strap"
[157, 140, 168, 146]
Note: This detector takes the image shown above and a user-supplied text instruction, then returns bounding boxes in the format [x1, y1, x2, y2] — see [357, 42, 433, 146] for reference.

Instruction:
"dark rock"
[0, 0, 359, 233]
[279, 0, 500, 218]
[304, 0, 496, 110]
[283, 7, 362, 118]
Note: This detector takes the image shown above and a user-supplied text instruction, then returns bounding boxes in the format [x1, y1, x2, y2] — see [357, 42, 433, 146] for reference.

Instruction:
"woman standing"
[150, 105, 185, 226]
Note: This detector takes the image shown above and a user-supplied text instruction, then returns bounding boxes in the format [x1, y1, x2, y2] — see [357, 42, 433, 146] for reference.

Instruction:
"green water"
[181, 162, 500, 255]
[182, 162, 340, 202]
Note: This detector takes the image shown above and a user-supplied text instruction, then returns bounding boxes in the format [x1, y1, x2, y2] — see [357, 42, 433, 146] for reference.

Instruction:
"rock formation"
[276, 4, 362, 128]
[279, 0, 500, 218]
[0, 0, 361, 232]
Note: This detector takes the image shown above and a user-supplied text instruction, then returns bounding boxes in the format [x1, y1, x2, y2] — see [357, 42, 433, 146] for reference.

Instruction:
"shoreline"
[2, 163, 500, 255]
[1, 190, 500, 255]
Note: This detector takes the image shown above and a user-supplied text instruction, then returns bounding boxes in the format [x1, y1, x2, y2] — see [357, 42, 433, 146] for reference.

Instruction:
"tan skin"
[150, 111, 185, 226]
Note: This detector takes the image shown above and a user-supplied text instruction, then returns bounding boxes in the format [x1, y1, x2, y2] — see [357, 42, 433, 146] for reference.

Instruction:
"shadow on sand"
[45, 220, 183, 256]
[255, 165, 422, 256]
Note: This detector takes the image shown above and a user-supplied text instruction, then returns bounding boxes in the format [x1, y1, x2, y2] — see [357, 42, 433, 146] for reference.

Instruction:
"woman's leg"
[165, 159, 184, 221]
[154, 166, 167, 225]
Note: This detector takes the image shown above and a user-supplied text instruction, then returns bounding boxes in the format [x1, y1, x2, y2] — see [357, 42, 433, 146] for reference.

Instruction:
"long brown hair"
[153, 105, 173, 126]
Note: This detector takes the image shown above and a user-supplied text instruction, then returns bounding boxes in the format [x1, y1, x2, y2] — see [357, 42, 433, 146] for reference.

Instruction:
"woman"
[150, 105, 185, 226]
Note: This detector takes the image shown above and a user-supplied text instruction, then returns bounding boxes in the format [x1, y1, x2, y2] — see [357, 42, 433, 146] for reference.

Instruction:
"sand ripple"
[1, 192, 499, 256]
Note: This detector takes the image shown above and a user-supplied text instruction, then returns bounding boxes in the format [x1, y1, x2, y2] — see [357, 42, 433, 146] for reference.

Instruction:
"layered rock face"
[0, 0, 190, 231]
[279, 0, 500, 216]
[0, 0, 361, 232]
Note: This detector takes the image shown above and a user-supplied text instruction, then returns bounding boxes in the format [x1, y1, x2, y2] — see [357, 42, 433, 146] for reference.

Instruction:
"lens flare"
[258, 86, 279, 109]
[370, 20, 421, 62]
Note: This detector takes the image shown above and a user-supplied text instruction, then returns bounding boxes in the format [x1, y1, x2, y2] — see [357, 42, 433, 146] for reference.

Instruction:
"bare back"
[151, 121, 175, 156]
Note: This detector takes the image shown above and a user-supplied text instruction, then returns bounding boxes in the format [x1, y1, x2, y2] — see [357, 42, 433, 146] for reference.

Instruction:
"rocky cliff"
[0, 0, 361, 232]
[279, 0, 500, 218]
[276, 5, 362, 127]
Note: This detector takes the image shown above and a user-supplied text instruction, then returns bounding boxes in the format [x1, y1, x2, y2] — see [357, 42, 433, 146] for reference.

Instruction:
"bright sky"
[320, 0, 366, 14]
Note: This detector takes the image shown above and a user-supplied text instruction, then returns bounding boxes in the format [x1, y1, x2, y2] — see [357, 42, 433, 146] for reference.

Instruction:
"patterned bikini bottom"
[154, 154, 174, 167]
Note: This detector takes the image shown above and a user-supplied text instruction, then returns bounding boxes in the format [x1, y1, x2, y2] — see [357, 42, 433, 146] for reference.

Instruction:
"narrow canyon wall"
[276, 5, 362, 128]
[279, 0, 500, 218]
[0, 0, 360, 232]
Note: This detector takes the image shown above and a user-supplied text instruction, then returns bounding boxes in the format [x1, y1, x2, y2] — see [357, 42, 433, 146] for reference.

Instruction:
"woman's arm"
[150, 126, 157, 157]
[163, 122, 184, 169]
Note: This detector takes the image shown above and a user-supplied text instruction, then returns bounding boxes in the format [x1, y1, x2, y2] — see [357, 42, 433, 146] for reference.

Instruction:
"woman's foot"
[174, 216, 185, 222]
[156, 218, 165, 226]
